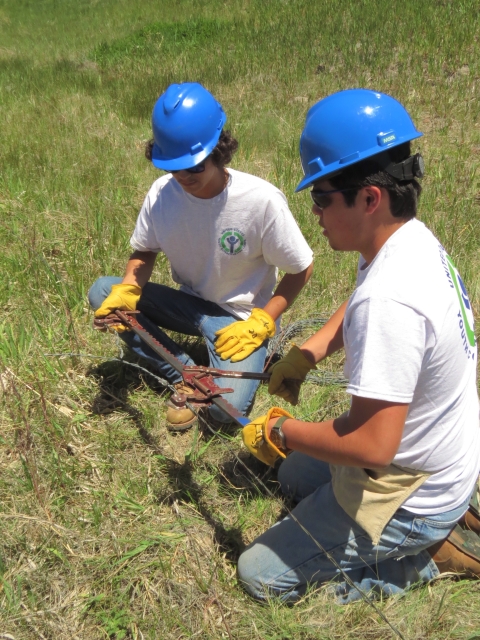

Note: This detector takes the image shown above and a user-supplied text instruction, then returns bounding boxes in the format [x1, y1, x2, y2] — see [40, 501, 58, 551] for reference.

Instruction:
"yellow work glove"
[214, 308, 276, 363]
[268, 345, 316, 405]
[242, 406, 294, 467]
[94, 283, 142, 333]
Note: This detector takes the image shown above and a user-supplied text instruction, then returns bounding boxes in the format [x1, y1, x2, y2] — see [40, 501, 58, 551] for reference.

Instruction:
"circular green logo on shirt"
[219, 229, 246, 255]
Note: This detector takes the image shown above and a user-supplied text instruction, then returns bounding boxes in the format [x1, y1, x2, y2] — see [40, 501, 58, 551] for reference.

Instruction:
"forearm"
[263, 262, 314, 321]
[121, 250, 157, 288]
[276, 416, 380, 467]
[270, 398, 407, 468]
[299, 299, 348, 365]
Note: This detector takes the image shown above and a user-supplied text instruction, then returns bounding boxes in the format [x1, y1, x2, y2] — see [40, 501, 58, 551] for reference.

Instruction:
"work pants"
[88, 276, 266, 423]
[238, 453, 469, 603]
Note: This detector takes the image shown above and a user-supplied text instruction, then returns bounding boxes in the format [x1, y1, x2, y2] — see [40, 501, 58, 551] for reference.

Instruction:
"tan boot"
[459, 508, 480, 535]
[165, 382, 197, 431]
[429, 524, 480, 579]
[460, 475, 480, 534]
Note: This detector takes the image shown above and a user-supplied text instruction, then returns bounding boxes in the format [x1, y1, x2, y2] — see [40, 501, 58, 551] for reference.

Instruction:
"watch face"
[269, 428, 283, 449]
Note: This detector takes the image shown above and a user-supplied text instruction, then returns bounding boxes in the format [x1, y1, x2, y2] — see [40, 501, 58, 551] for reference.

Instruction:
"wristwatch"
[269, 416, 290, 452]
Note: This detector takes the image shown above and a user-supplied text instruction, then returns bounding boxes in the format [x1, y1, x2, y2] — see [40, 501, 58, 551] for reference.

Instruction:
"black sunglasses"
[170, 159, 207, 174]
[310, 187, 355, 209]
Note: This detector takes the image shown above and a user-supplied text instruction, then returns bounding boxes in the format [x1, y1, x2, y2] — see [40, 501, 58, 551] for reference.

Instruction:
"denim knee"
[237, 544, 300, 603]
[237, 547, 269, 601]
[88, 276, 122, 311]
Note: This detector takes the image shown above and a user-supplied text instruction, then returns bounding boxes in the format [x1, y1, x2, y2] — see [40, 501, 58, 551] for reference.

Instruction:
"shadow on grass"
[158, 456, 246, 562]
[87, 357, 170, 455]
[217, 448, 280, 494]
[86, 358, 245, 560]
[86, 355, 289, 561]
[217, 451, 294, 523]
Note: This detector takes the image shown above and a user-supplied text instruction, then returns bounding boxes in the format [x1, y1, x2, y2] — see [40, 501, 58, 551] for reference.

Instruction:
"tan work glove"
[214, 308, 276, 363]
[242, 406, 294, 467]
[268, 345, 316, 405]
[94, 283, 142, 333]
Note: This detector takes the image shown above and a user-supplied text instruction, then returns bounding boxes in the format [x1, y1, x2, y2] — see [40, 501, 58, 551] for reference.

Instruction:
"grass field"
[1, 0, 480, 638]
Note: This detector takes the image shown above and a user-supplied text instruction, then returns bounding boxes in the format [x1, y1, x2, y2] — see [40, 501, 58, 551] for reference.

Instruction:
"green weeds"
[92, 18, 229, 67]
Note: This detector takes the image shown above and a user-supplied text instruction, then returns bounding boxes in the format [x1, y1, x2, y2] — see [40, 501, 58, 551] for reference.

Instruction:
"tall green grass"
[1, 0, 480, 638]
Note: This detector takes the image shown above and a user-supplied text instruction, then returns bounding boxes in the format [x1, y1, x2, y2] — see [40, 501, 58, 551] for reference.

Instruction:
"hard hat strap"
[383, 153, 425, 181]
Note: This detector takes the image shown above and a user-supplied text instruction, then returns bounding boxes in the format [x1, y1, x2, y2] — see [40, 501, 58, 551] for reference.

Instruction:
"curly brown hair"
[144, 129, 238, 168]
[210, 130, 238, 167]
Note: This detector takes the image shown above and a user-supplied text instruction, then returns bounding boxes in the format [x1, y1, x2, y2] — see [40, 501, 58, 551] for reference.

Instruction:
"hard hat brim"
[151, 144, 212, 172]
[295, 131, 423, 192]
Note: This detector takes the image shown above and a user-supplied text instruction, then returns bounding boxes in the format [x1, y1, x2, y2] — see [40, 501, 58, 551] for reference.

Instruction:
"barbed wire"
[268, 316, 348, 386]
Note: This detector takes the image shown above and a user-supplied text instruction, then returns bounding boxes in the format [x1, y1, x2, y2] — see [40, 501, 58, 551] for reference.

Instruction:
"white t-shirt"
[344, 218, 480, 514]
[130, 169, 313, 319]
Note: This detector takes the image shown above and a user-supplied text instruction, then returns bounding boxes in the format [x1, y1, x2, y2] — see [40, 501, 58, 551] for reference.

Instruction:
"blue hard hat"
[296, 89, 423, 192]
[151, 82, 227, 171]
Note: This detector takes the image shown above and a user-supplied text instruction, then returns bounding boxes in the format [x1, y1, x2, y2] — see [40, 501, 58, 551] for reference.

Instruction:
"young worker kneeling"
[90, 83, 313, 430]
[238, 89, 480, 603]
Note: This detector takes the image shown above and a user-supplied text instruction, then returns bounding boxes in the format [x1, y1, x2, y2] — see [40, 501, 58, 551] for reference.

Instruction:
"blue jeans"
[88, 276, 266, 423]
[238, 452, 469, 603]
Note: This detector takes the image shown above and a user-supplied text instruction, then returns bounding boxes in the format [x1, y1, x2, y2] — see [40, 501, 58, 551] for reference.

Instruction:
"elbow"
[360, 448, 396, 469]
[364, 456, 394, 469]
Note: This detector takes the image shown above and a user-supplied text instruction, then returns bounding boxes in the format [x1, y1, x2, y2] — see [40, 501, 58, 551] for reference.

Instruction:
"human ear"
[364, 186, 381, 212]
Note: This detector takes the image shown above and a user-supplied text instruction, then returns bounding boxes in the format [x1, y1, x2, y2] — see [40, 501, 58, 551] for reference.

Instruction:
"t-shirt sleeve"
[260, 192, 313, 273]
[345, 297, 426, 403]
[130, 186, 163, 253]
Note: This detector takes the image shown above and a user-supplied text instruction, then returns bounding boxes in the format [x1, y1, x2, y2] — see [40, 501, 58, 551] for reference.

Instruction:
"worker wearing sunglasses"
[240, 88, 480, 604]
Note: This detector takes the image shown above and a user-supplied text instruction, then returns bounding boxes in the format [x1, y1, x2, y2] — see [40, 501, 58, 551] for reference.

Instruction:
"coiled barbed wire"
[268, 316, 347, 386]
